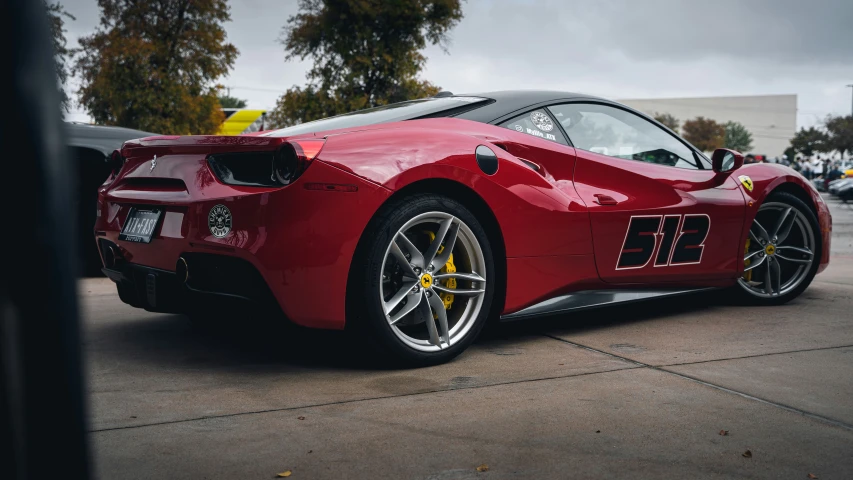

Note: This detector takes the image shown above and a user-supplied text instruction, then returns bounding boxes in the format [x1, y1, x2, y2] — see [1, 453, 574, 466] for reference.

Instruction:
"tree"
[723, 121, 753, 152]
[790, 126, 829, 157]
[46, 2, 75, 112]
[268, 0, 463, 128]
[825, 115, 853, 156]
[75, 0, 238, 134]
[219, 95, 247, 109]
[653, 112, 679, 132]
[682, 117, 725, 152]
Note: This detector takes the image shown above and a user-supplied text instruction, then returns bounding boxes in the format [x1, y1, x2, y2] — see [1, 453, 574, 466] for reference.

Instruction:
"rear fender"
[318, 127, 593, 258]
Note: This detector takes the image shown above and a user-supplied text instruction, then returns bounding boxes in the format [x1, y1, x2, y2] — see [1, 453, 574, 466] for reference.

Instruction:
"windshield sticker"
[529, 111, 554, 132]
[514, 124, 524, 132]
[525, 128, 557, 142]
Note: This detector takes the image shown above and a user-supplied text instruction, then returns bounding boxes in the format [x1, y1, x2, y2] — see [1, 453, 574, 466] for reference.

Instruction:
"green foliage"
[219, 95, 247, 109]
[46, 2, 75, 112]
[723, 121, 753, 152]
[824, 115, 853, 155]
[268, 0, 462, 128]
[75, 0, 238, 134]
[790, 126, 829, 157]
[682, 117, 725, 152]
[653, 112, 679, 132]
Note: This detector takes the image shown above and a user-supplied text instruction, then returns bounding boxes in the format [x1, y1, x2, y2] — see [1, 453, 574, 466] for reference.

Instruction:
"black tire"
[350, 194, 496, 367]
[733, 191, 821, 306]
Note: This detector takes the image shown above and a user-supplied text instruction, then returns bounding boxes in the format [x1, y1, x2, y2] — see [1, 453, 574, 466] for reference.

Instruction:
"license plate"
[119, 207, 162, 243]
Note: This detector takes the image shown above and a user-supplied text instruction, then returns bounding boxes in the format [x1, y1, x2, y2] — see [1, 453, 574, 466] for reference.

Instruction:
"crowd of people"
[790, 156, 848, 181]
[735, 154, 850, 191]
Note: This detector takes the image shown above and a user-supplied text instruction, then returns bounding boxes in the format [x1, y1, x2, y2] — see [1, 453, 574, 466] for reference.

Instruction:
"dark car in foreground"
[67, 122, 156, 274]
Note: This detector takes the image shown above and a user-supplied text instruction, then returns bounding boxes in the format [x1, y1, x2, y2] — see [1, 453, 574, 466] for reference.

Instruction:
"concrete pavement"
[82, 196, 853, 479]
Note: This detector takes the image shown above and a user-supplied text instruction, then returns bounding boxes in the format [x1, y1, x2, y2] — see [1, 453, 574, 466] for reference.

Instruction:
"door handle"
[593, 194, 619, 206]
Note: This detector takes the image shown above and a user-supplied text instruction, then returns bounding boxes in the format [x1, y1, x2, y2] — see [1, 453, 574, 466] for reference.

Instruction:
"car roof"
[452, 90, 610, 124]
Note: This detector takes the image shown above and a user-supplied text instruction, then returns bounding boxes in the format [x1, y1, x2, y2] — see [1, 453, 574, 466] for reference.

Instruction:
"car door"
[548, 102, 747, 284]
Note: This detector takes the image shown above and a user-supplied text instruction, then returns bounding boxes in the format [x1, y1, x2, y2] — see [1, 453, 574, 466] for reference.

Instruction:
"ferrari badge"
[738, 175, 753, 192]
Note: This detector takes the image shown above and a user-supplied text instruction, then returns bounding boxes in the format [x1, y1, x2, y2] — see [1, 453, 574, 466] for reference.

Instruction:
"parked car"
[66, 122, 157, 274]
[93, 91, 831, 365]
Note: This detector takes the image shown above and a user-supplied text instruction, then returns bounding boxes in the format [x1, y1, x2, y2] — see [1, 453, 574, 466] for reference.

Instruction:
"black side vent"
[208, 152, 278, 187]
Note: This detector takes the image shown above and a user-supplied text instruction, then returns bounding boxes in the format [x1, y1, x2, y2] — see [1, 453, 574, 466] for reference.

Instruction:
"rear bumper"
[100, 253, 279, 314]
[95, 160, 392, 329]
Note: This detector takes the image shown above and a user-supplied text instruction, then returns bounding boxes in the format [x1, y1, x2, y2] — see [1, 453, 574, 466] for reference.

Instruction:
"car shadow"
[89, 290, 729, 372]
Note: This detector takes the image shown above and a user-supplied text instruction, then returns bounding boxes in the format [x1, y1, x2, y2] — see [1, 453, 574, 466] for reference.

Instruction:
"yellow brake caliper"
[425, 231, 456, 311]
[743, 238, 752, 282]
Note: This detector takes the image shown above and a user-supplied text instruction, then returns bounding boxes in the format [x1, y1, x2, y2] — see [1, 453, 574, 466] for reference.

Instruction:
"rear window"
[264, 96, 490, 137]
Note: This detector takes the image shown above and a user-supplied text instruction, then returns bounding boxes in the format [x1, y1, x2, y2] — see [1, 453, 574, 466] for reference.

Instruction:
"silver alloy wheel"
[737, 201, 815, 298]
[379, 211, 487, 352]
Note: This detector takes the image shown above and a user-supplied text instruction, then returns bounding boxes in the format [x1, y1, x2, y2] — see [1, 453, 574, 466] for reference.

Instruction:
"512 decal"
[616, 214, 710, 270]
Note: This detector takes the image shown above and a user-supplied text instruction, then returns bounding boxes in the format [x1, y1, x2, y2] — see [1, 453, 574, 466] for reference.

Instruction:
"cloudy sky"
[62, 0, 853, 128]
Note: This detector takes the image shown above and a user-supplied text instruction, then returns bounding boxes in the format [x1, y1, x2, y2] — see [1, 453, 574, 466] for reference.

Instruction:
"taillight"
[207, 139, 326, 187]
[273, 139, 325, 185]
[109, 149, 124, 176]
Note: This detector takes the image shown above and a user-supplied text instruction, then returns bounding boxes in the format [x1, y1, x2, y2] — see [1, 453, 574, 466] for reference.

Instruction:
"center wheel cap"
[420, 273, 433, 289]
[765, 244, 776, 256]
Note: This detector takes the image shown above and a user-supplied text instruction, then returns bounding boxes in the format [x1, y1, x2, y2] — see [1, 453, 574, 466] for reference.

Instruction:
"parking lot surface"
[83, 196, 853, 479]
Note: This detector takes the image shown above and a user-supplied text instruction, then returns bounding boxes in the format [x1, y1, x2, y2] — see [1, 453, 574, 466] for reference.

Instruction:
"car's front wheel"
[736, 191, 821, 305]
[353, 194, 495, 366]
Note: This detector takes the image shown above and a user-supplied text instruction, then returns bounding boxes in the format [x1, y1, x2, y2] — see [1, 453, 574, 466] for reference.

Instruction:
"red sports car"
[95, 91, 831, 365]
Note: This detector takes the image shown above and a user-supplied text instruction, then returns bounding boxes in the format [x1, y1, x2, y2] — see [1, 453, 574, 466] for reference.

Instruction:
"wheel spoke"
[423, 217, 455, 270]
[383, 281, 418, 315]
[769, 257, 782, 294]
[433, 271, 486, 283]
[431, 224, 459, 271]
[744, 250, 763, 262]
[764, 258, 773, 295]
[389, 241, 418, 278]
[433, 284, 485, 297]
[389, 290, 423, 325]
[395, 234, 424, 269]
[776, 245, 813, 258]
[418, 296, 441, 347]
[744, 254, 766, 272]
[427, 292, 450, 346]
[772, 207, 796, 244]
[751, 219, 771, 243]
[775, 245, 813, 265]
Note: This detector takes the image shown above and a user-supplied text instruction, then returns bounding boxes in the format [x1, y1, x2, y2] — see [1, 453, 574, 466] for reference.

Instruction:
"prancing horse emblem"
[150, 155, 157, 172]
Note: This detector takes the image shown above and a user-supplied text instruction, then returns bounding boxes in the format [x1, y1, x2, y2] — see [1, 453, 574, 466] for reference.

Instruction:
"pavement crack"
[541, 334, 853, 433]
[657, 344, 853, 368]
[89, 365, 642, 433]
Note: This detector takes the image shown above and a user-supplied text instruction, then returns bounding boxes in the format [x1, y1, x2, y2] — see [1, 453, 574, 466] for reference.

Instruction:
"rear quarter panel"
[316, 119, 600, 313]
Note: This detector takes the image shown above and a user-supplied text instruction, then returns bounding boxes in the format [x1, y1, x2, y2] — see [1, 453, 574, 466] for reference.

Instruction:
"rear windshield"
[264, 96, 489, 137]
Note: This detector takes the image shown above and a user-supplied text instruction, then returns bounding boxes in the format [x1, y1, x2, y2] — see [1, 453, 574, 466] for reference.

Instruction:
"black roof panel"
[452, 90, 609, 124]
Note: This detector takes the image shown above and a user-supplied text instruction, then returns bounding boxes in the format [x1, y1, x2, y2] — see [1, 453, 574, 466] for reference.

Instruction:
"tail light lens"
[109, 149, 124, 176]
[207, 139, 326, 187]
[273, 139, 326, 185]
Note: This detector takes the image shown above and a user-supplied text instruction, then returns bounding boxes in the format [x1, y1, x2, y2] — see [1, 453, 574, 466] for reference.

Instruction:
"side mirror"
[712, 148, 744, 173]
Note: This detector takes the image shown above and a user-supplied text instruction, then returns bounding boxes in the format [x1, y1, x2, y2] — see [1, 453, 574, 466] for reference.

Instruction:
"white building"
[619, 94, 797, 157]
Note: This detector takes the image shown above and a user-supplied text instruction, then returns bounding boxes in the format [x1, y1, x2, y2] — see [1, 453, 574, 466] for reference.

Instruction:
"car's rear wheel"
[353, 194, 495, 366]
[736, 191, 820, 305]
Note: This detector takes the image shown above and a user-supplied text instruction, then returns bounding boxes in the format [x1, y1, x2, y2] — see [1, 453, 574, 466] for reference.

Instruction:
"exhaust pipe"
[176, 256, 189, 284]
[103, 245, 118, 269]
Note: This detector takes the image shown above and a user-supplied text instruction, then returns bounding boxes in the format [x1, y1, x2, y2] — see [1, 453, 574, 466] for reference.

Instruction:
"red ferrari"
[95, 91, 831, 365]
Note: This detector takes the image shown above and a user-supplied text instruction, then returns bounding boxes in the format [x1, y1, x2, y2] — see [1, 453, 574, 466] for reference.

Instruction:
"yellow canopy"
[217, 109, 267, 135]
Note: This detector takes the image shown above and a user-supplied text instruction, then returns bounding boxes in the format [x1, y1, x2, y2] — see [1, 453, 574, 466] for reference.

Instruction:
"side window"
[547, 103, 703, 169]
[499, 109, 569, 145]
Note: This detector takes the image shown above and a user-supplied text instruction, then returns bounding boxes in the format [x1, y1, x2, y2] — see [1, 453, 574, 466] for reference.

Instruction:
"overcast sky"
[62, 0, 853, 128]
